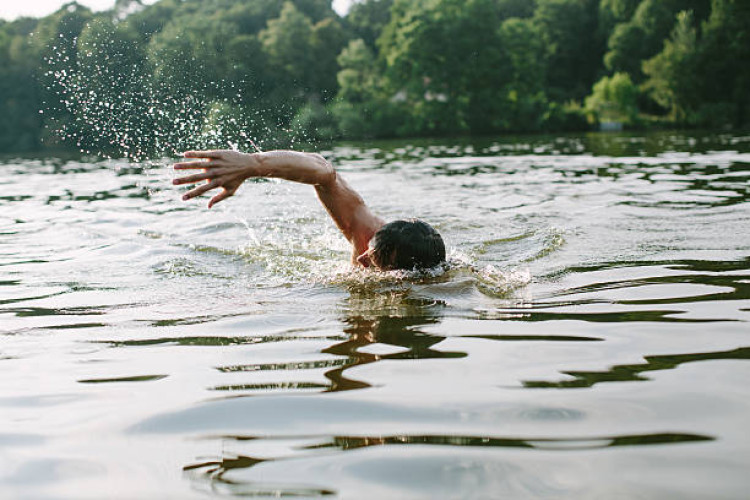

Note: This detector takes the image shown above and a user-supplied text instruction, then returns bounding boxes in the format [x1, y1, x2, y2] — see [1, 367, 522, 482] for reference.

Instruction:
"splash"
[444, 252, 532, 297]
[42, 24, 278, 160]
[319, 250, 531, 298]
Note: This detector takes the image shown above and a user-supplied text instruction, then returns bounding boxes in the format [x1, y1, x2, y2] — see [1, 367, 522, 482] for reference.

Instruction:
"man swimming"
[173, 150, 445, 271]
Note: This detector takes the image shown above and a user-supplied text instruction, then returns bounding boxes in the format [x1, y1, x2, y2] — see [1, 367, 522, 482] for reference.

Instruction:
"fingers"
[174, 150, 227, 169]
[208, 189, 233, 209]
[174, 150, 238, 205]
[183, 179, 219, 201]
[184, 150, 224, 159]
[173, 160, 216, 170]
[172, 172, 213, 186]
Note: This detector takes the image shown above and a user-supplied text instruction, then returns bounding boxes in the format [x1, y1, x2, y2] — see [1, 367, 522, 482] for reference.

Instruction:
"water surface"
[2, 131, 750, 498]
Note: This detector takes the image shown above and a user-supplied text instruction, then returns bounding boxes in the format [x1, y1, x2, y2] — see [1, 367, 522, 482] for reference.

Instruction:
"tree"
[124, 0, 182, 39]
[598, 0, 641, 34]
[332, 38, 401, 138]
[378, 0, 513, 135]
[604, 0, 710, 80]
[585, 71, 639, 124]
[534, 0, 604, 102]
[292, 0, 337, 23]
[260, 2, 315, 89]
[3, 0, 749, 151]
[71, 17, 153, 156]
[494, 18, 548, 132]
[346, 0, 393, 50]
[0, 18, 43, 151]
[31, 3, 95, 149]
[336, 39, 376, 104]
[147, 15, 242, 93]
[310, 18, 349, 100]
[693, 0, 750, 127]
[642, 10, 697, 122]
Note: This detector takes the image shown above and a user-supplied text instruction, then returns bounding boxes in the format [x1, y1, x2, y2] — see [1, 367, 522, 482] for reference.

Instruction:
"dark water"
[2, 131, 750, 498]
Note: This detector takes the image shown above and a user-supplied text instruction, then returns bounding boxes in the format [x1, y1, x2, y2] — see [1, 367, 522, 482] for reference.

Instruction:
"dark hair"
[371, 219, 446, 270]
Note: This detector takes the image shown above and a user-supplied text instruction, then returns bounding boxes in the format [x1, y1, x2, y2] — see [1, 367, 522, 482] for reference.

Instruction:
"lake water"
[2, 131, 749, 498]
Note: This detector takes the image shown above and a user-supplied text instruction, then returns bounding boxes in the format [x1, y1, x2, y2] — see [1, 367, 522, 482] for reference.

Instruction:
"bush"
[584, 72, 640, 125]
[331, 97, 407, 139]
[290, 100, 339, 143]
[543, 101, 590, 132]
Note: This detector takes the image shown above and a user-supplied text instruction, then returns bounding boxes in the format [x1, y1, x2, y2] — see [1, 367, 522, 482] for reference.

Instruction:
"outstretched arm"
[173, 150, 384, 259]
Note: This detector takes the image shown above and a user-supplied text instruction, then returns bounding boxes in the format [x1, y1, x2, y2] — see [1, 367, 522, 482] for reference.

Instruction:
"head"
[357, 219, 446, 271]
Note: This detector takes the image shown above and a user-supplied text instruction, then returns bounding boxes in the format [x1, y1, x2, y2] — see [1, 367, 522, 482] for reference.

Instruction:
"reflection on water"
[184, 431, 713, 497]
[524, 347, 750, 389]
[2, 131, 750, 498]
[320, 312, 465, 393]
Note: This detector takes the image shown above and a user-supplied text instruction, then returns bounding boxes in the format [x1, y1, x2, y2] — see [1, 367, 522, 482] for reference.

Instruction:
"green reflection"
[550, 257, 750, 277]
[464, 334, 602, 342]
[302, 432, 712, 451]
[184, 455, 335, 498]
[500, 309, 728, 323]
[78, 374, 167, 384]
[218, 359, 350, 373]
[183, 430, 712, 493]
[205, 293, 464, 395]
[524, 347, 750, 388]
[522, 258, 750, 323]
[8, 306, 106, 318]
[211, 382, 328, 392]
[101, 335, 345, 347]
[321, 304, 465, 392]
[552, 270, 750, 305]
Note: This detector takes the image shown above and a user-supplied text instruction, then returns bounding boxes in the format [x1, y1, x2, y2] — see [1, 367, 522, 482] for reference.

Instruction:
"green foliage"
[0, 17, 41, 151]
[346, 0, 393, 50]
[379, 0, 537, 135]
[544, 101, 590, 131]
[604, 0, 710, 80]
[0, 0, 748, 153]
[72, 18, 150, 154]
[600, 0, 641, 22]
[332, 38, 402, 138]
[260, 2, 314, 86]
[336, 39, 377, 104]
[605, 0, 672, 78]
[492, 18, 549, 132]
[495, 0, 539, 19]
[693, 0, 750, 127]
[290, 99, 339, 142]
[642, 11, 697, 122]
[585, 72, 639, 124]
[27, 3, 95, 150]
[200, 100, 250, 149]
[534, 0, 604, 102]
[310, 18, 349, 99]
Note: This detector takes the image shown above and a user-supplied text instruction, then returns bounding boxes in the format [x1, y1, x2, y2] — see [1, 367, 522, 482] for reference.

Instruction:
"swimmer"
[173, 150, 445, 270]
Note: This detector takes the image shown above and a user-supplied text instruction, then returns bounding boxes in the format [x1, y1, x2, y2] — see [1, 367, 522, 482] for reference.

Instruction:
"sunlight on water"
[2, 132, 750, 498]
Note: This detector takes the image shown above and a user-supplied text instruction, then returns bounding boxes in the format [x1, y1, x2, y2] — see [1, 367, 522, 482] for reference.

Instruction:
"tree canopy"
[0, 0, 747, 154]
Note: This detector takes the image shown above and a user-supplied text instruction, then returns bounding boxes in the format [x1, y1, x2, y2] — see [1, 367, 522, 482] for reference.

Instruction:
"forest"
[0, 0, 747, 154]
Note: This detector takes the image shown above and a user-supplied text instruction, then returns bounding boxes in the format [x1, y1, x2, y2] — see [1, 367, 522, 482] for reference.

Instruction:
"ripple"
[181, 431, 713, 495]
[4, 134, 750, 498]
[523, 346, 750, 388]
[77, 374, 168, 384]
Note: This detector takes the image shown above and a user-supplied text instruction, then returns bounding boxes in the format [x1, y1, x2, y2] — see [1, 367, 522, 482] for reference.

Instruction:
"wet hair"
[370, 219, 446, 270]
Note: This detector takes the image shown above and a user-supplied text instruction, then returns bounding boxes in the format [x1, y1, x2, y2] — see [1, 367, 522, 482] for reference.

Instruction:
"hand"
[172, 150, 258, 208]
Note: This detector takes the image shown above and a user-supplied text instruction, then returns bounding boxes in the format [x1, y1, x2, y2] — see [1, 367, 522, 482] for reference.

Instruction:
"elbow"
[310, 153, 336, 187]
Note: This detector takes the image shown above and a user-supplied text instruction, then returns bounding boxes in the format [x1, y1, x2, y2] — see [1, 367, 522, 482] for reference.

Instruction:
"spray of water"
[43, 24, 277, 161]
